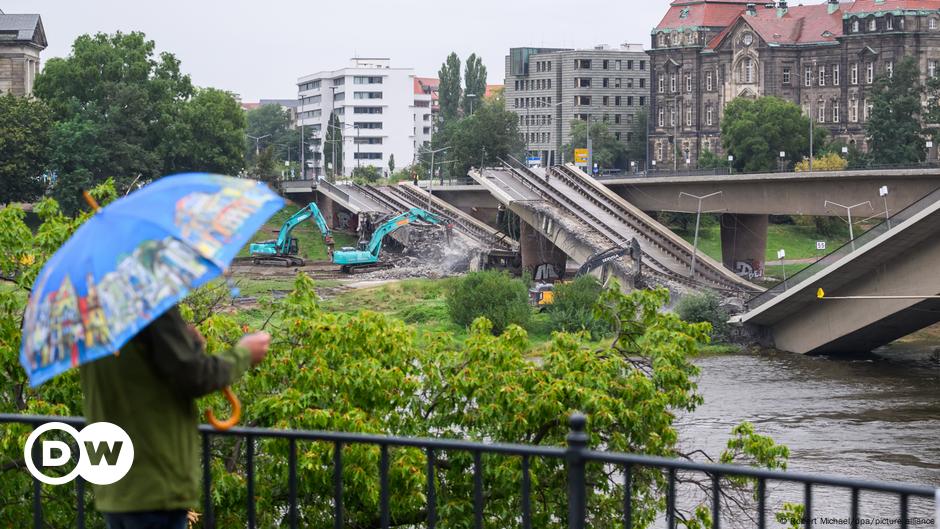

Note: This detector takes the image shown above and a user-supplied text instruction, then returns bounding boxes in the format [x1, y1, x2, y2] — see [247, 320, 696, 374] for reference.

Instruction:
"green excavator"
[333, 208, 441, 273]
[249, 203, 333, 266]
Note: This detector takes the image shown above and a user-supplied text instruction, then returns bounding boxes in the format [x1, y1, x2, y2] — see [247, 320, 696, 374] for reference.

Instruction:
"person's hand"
[238, 332, 271, 366]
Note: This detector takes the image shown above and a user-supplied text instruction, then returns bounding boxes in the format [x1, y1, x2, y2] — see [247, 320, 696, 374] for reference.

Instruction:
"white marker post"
[880, 185, 891, 229]
[778, 249, 787, 287]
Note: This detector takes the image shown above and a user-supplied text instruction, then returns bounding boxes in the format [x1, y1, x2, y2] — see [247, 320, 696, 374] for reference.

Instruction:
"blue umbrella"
[20, 174, 284, 427]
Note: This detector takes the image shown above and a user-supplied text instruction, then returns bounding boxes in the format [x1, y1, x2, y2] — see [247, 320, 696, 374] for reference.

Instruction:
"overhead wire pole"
[679, 191, 724, 278]
[421, 146, 448, 211]
[824, 200, 874, 251]
[247, 134, 271, 157]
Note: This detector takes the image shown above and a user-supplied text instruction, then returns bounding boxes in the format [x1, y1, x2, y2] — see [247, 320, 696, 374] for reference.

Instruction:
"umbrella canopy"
[20, 173, 284, 387]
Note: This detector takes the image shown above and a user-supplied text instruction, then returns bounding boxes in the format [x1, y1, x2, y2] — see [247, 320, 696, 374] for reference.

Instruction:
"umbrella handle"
[205, 387, 241, 431]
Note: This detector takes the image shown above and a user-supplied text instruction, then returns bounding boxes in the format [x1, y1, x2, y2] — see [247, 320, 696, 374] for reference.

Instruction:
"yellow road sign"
[574, 148, 589, 164]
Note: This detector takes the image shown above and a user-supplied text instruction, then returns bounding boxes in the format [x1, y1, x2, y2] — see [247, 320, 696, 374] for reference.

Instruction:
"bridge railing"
[2, 413, 936, 529]
[747, 186, 940, 310]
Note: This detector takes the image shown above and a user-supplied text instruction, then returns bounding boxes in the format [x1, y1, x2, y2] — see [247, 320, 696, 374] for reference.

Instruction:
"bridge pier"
[720, 214, 768, 280]
[519, 221, 569, 280]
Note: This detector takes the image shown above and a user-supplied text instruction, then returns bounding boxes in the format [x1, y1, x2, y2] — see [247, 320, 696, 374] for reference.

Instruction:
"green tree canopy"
[33, 31, 247, 212]
[0, 93, 52, 204]
[438, 52, 462, 125]
[564, 119, 628, 171]
[626, 109, 648, 169]
[246, 103, 304, 165]
[248, 145, 279, 186]
[463, 53, 487, 116]
[868, 57, 926, 165]
[165, 88, 246, 176]
[444, 96, 523, 176]
[721, 96, 826, 173]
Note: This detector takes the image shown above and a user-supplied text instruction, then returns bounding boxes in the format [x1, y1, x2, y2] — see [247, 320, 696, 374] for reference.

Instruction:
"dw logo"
[24, 422, 134, 485]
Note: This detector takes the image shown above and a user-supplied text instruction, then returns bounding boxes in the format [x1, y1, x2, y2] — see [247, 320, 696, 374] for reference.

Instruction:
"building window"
[354, 152, 383, 160]
[818, 102, 826, 123]
[886, 61, 894, 77]
[616, 60, 622, 70]
[706, 71, 713, 91]
[869, 18, 877, 31]
[640, 78, 646, 88]
[686, 74, 692, 92]
[670, 75, 677, 92]
[930, 60, 938, 78]
[658, 108, 665, 127]
[686, 106, 693, 126]
[353, 106, 382, 114]
[706, 106, 713, 126]
[602, 59, 609, 70]
[640, 60, 647, 70]
[744, 58, 755, 83]
[354, 137, 383, 145]
[575, 59, 591, 69]
[864, 100, 873, 121]
[615, 114, 621, 124]
[615, 96, 622, 106]
[354, 91, 383, 99]
[833, 102, 840, 123]
[866, 62, 874, 84]
[819, 66, 826, 86]
[783, 67, 791, 85]
[851, 63, 859, 85]
[886, 17, 894, 30]
[931, 18, 938, 30]
[603, 78, 610, 88]
[805, 66, 812, 87]
[576, 77, 591, 88]
[852, 19, 860, 33]
[657, 142, 665, 161]
[849, 99, 858, 122]
[833, 64, 840, 86]
[639, 96, 646, 106]
[353, 76, 383, 84]
[603, 96, 609, 106]
[658, 75, 665, 93]
[626, 96, 633, 106]
[574, 95, 591, 106]
[615, 78, 622, 88]
[670, 107, 677, 126]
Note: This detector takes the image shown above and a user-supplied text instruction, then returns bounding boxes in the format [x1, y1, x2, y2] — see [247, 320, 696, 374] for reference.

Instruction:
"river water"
[675, 346, 939, 527]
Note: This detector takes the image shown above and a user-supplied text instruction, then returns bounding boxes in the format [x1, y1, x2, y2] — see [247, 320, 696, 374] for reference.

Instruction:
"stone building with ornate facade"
[0, 11, 46, 96]
[649, 0, 940, 170]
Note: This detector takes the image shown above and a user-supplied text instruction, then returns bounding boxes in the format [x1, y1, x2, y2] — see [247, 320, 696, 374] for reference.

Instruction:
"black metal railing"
[747, 186, 940, 310]
[1, 413, 936, 529]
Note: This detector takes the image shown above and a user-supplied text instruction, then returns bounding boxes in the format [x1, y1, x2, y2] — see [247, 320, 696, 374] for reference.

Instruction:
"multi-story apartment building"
[414, 77, 438, 152]
[650, 0, 940, 169]
[297, 58, 435, 177]
[503, 44, 650, 168]
[0, 11, 46, 96]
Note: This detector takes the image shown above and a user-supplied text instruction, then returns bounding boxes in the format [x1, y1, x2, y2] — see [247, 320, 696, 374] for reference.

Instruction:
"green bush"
[447, 271, 530, 334]
[351, 165, 382, 183]
[547, 275, 612, 340]
[675, 291, 729, 342]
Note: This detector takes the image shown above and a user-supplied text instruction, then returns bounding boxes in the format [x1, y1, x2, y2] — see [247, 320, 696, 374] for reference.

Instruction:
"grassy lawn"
[677, 222, 850, 263]
[319, 278, 558, 348]
[239, 204, 358, 262]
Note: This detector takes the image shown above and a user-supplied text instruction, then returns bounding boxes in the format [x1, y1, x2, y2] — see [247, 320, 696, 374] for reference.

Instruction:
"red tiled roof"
[485, 84, 503, 98]
[240, 102, 261, 111]
[845, 0, 940, 13]
[706, 3, 844, 49]
[656, 1, 751, 30]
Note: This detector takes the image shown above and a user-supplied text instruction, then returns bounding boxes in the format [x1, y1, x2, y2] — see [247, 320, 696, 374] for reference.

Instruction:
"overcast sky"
[4, 1, 667, 101]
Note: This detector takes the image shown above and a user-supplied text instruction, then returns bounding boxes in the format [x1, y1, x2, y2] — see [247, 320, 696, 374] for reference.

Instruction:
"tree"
[34, 32, 195, 212]
[164, 88, 246, 176]
[323, 112, 343, 178]
[626, 110, 648, 169]
[563, 120, 628, 171]
[246, 103, 296, 164]
[438, 52, 462, 125]
[721, 96, 826, 173]
[699, 149, 730, 170]
[447, 270, 531, 334]
[868, 57, 926, 165]
[794, 152, 848, 172]
[388, 154, 396, 175]
[352, 165, 381, 183]
[0, 93, 52, 204]
[445, 96, 523, 177]
[249, 146, 279, 185]
[463, 53, 487, 116]
[0, 193, 793, 526]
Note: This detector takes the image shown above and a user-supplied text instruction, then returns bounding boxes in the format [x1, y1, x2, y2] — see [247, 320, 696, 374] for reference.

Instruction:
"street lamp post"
[825, 200, 874, 251]
[466, 93, 477, 115]
[679, 191, 724, 278]
[727, 155, 734, 175]
[247, 134, 271, 157]
[421, 146, 448, 211]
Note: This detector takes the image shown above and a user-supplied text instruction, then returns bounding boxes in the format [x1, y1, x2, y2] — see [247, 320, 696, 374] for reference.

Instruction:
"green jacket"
[80, 306, 252, 513]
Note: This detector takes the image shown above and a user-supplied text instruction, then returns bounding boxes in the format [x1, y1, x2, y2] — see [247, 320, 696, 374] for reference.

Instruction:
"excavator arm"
[275, 203, 334, 254]
[365, 208, 441, 259]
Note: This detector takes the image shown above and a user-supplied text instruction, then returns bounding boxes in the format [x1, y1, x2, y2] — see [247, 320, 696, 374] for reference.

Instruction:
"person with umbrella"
[21, 174, 286, 529]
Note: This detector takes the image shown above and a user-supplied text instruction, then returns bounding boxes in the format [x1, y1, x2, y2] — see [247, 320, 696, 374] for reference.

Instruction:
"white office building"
[297, 58, 433, 178]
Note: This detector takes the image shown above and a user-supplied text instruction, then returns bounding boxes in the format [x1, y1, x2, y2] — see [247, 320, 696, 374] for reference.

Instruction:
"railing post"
[566, 412, 589, 529]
